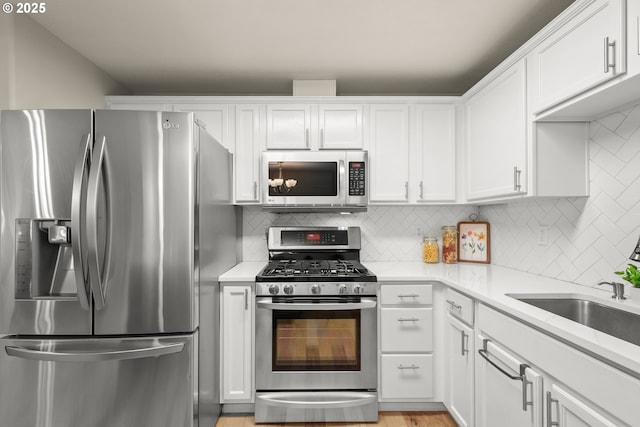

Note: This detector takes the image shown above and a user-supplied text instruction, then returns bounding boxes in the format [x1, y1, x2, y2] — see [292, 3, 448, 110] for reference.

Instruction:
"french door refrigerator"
[0, 109, 238, 427]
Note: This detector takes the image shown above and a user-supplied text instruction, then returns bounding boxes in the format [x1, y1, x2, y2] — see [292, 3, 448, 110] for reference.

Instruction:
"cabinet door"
[416, 104, 456, 202]
[475, 335, 543, 427]
[530, 0, 625, 113]
[369, 104, 410, 202]
[465, 60, 527, 201]
[446, 315, 474, 427]
[173, 104, 231, 151]
[547, 384, 622, 427]
[221, 286, 253, 402]
[266, 105, 312, 149]
[318, 104, 363, 149]
[234, 104, 263, 203]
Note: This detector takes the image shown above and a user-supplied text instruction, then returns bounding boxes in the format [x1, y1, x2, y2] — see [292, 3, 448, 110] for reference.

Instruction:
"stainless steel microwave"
[262, 150, 368, 212]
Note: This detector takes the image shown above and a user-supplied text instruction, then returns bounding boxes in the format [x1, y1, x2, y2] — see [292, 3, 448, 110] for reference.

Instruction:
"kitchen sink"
[507, 294, 640, 347]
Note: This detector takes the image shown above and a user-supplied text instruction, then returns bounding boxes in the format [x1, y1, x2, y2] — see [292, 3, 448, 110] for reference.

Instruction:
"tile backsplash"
[241, 102, 640, 290]
[242, 205, 477, 262]
[480, 103, 640, 288]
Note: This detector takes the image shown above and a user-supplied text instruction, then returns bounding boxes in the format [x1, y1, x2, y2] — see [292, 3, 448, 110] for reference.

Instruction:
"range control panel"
[348, 161, 366, 196]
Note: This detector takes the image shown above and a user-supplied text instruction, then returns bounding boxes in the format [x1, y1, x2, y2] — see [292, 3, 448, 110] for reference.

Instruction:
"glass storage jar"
[422, 237, 439, 263]
[441, 225, 458, 264]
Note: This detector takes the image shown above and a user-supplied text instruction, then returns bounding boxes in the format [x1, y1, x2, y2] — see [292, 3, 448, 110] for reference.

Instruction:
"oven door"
[255, 296, 377, 391]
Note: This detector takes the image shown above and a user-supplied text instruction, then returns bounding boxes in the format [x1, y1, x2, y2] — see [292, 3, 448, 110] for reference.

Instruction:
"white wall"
[480, 103, 640, 290]
[0, 14, 126, 110]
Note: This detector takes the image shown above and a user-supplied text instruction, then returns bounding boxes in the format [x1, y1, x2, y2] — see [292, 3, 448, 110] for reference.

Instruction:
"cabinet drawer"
[380, 354, 434, 400]
[380, 308, 433, 352]
[445, 288, 474, 326]
[380, 284, 432, 306]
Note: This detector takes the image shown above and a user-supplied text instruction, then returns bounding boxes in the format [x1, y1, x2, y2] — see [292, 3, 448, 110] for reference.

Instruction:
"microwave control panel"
[348, 162, 366, 196]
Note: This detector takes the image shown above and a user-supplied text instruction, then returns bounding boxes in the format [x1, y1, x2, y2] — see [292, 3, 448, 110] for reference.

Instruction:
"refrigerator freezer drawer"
[0, 333, 197, 427]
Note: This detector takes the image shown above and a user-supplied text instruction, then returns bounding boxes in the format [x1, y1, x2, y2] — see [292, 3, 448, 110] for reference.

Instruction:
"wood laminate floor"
[215, 411, 459, 427]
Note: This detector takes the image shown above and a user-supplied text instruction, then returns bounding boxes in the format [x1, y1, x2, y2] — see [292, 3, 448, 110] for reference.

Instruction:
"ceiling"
[32, 0, 576, 96]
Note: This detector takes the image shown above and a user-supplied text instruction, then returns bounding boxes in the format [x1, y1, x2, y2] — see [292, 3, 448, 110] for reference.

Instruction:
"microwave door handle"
[339, 159, 345, 198]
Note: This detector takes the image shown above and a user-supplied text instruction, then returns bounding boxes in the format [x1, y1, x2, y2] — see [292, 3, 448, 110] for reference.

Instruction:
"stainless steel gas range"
[254, 226, 378, 423]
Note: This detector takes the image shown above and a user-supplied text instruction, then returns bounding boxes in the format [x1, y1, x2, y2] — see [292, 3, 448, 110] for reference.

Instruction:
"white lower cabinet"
[220, 284, 253, 403]
[546, 383, 620, 427]
[477, 304, 637, 427]
[379, 283, 435, 402]
[446, 314, 474, 427]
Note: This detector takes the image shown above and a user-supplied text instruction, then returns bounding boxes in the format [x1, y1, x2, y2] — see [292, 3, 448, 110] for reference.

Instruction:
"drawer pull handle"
[460, 330, 469, 356]
[397, 364, 420, 370]
[397, 294, 419, 298]
[397, 317, 420, 322]
[446, 299, 462, 311]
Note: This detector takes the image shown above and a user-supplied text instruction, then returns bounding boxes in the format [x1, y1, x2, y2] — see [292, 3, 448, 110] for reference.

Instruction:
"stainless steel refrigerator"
[0, 109, 239, 427]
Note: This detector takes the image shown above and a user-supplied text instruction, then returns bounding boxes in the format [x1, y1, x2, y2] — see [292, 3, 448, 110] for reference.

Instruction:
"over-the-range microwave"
[262, 150, 368, 212]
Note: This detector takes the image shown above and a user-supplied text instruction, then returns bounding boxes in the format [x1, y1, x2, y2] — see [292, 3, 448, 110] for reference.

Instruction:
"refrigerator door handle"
[5, 341, 184, 362]
[70, 133, 92, 310]
[87, 135, 108, 309]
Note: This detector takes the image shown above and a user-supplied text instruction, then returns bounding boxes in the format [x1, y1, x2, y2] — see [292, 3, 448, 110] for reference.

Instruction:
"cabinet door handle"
[513, 167, 522, 192]
[397, 364, 420, 370]
[397, 317, 420, 322]
[305, 128, 310, 148]
[604, 37, 616, 73]
[320, 128, 324, 148]
[460, 330, 469, 356]
[522, 377, 533, 412]
[546, 391, 559, 427]
[253, 181, 258, 200]
[244, 289, 249, 310]
[419, 181, 424, 200]
[446, 299, 462, 312]
[397, 293, 419, 298]
[404, 181, 409, 200]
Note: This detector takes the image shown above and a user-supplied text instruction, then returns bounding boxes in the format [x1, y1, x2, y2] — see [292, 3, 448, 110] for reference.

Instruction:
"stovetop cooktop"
[256, 259, 377, 282]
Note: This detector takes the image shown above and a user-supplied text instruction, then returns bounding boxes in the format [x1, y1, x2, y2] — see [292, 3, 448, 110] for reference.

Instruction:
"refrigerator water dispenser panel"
[15, 218, 77, 300]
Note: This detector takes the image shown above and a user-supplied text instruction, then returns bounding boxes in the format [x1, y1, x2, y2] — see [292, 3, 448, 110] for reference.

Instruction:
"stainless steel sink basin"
[507, 294, 640, 347]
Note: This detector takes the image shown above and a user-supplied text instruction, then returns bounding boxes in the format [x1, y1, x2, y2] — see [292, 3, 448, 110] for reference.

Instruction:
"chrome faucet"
[597, 281, 626, 300]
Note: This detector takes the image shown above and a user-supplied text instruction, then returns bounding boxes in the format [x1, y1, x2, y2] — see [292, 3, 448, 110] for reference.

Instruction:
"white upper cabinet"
[173, 104, 231, 151]
[317, 104, 363, 149]
[234, 104, 264, 203]
[368, 104, 410, 203]
[529, 0, 626, 114]
[465, 60, 527, 201]
[266, 104, 312, 149]
[415, 104, 456, 203]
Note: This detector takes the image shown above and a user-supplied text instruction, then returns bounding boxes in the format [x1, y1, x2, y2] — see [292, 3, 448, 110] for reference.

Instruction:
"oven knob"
[311, 284, 321, 295]
[268, 284, 280, 295]
[353, 284, 362, 294]
[283, 284, 294, 295]
[338, 284, 348, 295]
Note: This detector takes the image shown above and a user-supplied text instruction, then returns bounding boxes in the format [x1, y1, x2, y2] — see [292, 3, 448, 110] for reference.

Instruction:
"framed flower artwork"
[458, 221, 491, 263]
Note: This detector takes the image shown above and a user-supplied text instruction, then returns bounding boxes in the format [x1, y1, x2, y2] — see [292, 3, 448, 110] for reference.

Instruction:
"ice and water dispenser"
[15, 219, 77, 300]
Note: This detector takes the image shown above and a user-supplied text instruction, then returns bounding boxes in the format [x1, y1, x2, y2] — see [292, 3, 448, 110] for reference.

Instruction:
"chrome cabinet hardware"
[397, 293, 419, 298]
[513, 167, 522, 192]
[253, 181, 258, 200]
[546, 392, 559, 426]
[320, 128, 324, 147]
[305, 128, 310, 147]
[604, 37, 616, 73]
[244, 288, 249, 310]
[446, 299, 462, 311]
[478, 339, 532, 413]
[397, 364, 420, 370]
[419, 181, 424, 200]
[404, 181, 409, 200]
[460, 330, 469, 356]
[397, 317, 420, 322]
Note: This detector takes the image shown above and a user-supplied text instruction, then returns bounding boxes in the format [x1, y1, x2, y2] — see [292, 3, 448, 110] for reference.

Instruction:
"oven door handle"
[256, 298, 377, 311]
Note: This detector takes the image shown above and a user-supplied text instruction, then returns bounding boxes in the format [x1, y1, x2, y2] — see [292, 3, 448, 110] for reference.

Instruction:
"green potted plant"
[615, 263, 640, 300]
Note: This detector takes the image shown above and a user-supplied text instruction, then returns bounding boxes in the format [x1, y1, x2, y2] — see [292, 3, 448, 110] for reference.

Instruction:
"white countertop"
[220, 261, 640, 377]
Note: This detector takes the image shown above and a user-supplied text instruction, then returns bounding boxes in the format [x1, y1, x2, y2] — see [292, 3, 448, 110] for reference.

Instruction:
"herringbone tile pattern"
[481, 103, 640, 288]
[242, 205, 477, 262]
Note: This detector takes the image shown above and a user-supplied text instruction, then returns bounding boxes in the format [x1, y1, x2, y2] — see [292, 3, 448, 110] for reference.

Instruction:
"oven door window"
[272, 309, 360, 371]
[268, 162, 338, 196]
